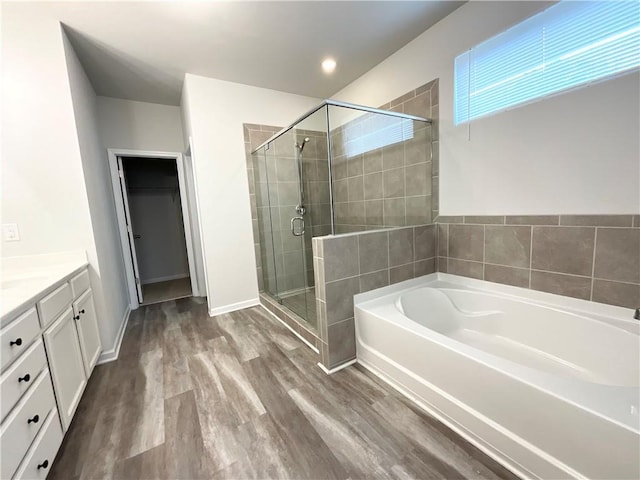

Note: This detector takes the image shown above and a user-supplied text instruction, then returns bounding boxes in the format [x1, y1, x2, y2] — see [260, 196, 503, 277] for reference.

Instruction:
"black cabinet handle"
[73, 315, 80, 321]
[10, 338, 22, 347]
[37, 460, 49, 470]
[79, 309, 85, 314]
[27, 414, 39, 424]
[18, 373, 31, 383]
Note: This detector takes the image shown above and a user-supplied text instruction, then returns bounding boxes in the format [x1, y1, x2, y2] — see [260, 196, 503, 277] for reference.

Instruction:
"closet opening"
[108, 150, 199, 308]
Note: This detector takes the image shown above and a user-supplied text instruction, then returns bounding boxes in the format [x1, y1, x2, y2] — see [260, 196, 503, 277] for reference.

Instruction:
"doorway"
[109, 150, 199, 308]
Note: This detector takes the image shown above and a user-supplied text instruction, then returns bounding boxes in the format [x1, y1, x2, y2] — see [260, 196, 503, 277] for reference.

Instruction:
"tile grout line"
[446, 223, 450, 273]
[590, 228, 598, 301]
[529, 226, 534, 289]
[435, 224, 440, 272]
[591, 276, 640, 287]
[386, 231, 391, 284]
[525, 268, 593, 280]
[482, 225, 486, 281]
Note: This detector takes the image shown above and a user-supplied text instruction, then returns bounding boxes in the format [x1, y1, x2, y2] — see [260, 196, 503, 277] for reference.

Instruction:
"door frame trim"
[107, 148, 198, 309]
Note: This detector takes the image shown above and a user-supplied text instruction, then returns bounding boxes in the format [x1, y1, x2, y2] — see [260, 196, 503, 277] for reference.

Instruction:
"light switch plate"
[2, 224, 20, 242]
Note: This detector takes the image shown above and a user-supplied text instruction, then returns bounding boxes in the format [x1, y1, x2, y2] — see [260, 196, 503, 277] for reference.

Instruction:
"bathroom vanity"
[1, 253, 102, 479]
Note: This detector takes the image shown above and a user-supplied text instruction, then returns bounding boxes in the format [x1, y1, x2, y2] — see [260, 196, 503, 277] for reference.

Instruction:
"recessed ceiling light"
[322, 57, 337, 74]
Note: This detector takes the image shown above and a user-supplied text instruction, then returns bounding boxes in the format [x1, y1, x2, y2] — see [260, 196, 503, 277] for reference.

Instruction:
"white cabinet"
[43, 308, 87, 431]
[37, 284, 72, 329]
[13, 409, 63, 480]
[1, 265, 101, 474]
[0, 339, 47, 422]
[72, 289, 101, 377]
[69, 269, 90, 299]
[0, 308, 40, 372]
[0, 369, 55, 480]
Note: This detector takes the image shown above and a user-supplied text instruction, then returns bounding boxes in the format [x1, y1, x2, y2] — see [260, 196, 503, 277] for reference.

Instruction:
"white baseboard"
[209, 297, 260, 316]
[97, 305, 131, 364]
[142, 273, 189, 285]
[317, 359, 357, 375]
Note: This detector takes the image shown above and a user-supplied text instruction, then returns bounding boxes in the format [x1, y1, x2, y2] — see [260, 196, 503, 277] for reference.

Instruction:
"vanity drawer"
[13, 409, 63, 480]
[70, 269, 90, 299]
[1, 339, 47, 422]
[37, 283, 72, 328]
[0, 308, 40, 373]
[0, 369, 55, 480]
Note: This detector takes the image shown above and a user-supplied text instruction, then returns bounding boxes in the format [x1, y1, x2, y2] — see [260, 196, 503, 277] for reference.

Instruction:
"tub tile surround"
[313, 213, 638, 371]
[436, 215, 640, 309]
[313, 225, 437, 368]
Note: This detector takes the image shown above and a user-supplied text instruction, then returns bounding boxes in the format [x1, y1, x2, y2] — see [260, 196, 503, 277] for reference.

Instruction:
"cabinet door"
[72, 289, 102, 377]
[43, 308, 86, 431]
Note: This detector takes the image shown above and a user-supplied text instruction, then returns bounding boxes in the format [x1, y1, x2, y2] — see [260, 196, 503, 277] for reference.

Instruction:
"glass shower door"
[255, 106, 329, 331]
[265, 131, 313, 324]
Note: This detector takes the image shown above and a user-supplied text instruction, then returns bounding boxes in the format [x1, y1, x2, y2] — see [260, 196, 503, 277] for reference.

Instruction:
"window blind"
[454, 1, 640, 125]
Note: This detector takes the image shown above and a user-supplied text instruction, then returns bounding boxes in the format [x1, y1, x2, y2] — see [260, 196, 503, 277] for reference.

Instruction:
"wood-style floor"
[141, 277, 192, 306]
[49, 298, 518, 480]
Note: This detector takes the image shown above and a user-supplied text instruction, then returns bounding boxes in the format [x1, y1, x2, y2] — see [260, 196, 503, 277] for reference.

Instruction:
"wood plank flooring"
[141, 278, 192, 306]
[49, 298, 518, 480]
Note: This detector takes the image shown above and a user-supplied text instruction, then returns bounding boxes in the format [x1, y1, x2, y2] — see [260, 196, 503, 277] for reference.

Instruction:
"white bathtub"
[354, 273, 640, 480]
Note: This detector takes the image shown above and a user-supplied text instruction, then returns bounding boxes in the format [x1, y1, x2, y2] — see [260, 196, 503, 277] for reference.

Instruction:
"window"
[454, 1, 640, 125]
[343, 114, 413, 157]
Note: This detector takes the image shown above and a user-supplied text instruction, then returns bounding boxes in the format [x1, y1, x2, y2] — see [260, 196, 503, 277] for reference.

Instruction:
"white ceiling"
[9, 1, 465, 106]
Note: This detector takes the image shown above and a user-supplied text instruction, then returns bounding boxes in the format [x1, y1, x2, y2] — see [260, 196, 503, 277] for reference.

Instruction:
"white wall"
[1, 4, 128, 356]
[181, 74, 320, 314]
[96, 95, 208, 295]
[1, 7, 95, 257]
[333, 1, 640, 215]
[96, 96, 185, 152]
[62, 32, 130, 352]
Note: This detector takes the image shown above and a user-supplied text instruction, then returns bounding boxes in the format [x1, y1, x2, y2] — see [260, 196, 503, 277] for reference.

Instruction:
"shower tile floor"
[281, 289, 317, 327]
[49, 298, 518, 480]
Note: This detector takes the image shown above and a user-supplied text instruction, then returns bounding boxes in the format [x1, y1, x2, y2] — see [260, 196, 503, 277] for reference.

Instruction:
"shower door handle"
[291, 216, 305, 236]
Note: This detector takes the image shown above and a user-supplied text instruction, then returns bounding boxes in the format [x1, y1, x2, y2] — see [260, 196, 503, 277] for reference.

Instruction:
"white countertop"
[1, 251, 88, 326]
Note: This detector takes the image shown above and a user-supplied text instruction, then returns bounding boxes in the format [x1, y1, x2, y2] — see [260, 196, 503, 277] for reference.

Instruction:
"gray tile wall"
[313, 225, 437, 369]
[436, 215, 640, 309]
[244, 123, 281, 292]
[245, 124, 326, 343]
[246, 82, 443, 370]
[330, 80, 439, 233]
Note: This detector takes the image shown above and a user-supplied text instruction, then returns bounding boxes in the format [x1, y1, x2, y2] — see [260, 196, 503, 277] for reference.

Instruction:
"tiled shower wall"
[244, 124, 325, 348]
[330, 80, 439, 233]
[436, 215, 640, 309]
[244, 123, 280, 292]
[245, 124, 329, 296]
[245, 82, 442, 368]
[381, 80, 440, 219]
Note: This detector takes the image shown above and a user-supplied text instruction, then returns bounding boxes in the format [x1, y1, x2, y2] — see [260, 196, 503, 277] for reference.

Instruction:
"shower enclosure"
[252, 100, 432, 331]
